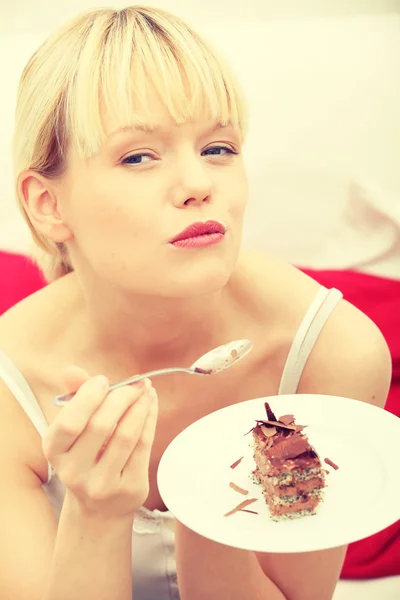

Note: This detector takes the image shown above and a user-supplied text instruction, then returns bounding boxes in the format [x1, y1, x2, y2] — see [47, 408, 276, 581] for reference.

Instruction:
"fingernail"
[129, 378, 146, 389]
[93, 375, 108, 390]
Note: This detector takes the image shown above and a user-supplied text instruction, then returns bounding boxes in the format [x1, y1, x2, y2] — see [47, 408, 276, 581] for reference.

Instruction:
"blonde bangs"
[67, 6, 245, 157]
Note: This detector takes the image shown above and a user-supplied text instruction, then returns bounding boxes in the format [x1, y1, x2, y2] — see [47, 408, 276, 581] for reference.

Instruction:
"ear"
[18, 170, 74, 243]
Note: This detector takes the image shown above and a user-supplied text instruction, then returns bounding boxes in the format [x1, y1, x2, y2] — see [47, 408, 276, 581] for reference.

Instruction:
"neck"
[77, 281, 230, 371]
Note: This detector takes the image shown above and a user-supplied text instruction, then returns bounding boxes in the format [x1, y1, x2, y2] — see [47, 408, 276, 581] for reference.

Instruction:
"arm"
[176, 302, 392, 600]
[0, 468, 134, 600]
[0, 370, 158, 600]
[44, 494, 134, 600]
[0, 380, 135, 600]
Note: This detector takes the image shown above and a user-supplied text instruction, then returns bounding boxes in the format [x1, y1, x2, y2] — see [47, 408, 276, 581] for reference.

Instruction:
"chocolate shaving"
[267, 433, 311, 460]
[260, 425, 277, 437]
[265, 436, 275, 450]
[278, 414, 295, 425]
[240, 509, 258, 515]
[230, 456, 244, 469]
[224, 498, 258, 517]
[243, 426, 255, 436]
[194, 367, 213, 375]
[324, 457, 339, 470]
[256, 419, 297, 431]
[295, 424, 307, 432]
[229, 482, 249, 495]
[264, 402, 277, 421]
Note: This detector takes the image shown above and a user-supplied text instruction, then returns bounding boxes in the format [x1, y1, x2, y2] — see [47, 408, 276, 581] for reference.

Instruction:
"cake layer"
[254, 447, 322, 479]
[265, 492, 321, 517]
[256, 471, 325, 498]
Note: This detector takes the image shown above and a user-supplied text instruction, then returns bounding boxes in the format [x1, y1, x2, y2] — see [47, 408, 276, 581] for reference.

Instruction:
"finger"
[43, 374, 109, 456]
[136, 386, 158, 448]
[67, 381, 148, 470]
[122, 386, 159, 478]
[95, 384, 155, 475]
[95, 382, 156, 461]
[63, 365, 92, 394]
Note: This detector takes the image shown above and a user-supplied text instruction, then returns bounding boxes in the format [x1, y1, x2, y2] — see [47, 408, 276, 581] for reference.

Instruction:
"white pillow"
[243, 161, 400, 279]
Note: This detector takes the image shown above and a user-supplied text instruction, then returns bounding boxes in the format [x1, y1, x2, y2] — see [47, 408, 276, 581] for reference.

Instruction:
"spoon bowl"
[191, 339, 253, 374]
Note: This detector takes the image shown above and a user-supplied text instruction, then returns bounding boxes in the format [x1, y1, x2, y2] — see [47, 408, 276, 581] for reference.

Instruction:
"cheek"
[67, 174, 147, 240]
[226, 172, 248, 219]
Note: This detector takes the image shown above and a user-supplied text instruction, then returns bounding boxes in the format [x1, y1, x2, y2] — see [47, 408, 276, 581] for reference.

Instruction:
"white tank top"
[0, 286, 342, 600]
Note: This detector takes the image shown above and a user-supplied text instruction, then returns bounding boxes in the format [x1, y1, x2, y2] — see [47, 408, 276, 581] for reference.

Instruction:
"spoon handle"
[52, 367, 194, 407]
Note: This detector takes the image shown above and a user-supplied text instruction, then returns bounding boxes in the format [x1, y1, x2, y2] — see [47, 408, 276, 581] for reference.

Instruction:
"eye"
[122, 153, 153, 165]
[202, 145, 237, 157]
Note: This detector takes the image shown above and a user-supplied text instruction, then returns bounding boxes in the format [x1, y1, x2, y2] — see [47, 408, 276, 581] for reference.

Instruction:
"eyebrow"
[107, 121, 231, 140]
[107, 124, 155, 139]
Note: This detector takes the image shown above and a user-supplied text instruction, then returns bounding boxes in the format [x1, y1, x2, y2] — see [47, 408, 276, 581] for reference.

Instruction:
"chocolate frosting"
[266, 433, 311, 460]
[252, 402, 318, 467]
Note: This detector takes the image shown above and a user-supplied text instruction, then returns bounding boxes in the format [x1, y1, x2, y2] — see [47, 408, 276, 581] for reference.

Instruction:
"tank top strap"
[278, 287, 343, 395]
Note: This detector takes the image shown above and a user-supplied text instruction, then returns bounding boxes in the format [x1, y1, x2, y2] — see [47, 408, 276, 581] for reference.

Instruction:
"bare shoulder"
[231, 250, 324, 341]
[233, 250, 321, 308]
[0, 280, 58, 347]
[0, 277, 76, 482]
[233, 251, 391, 407]
[0, 273, 77, 364]
[299, 294, 391, 407]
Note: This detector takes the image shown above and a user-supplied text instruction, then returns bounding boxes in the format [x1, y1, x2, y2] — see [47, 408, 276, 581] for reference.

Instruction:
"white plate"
[157, 394, 400, 553]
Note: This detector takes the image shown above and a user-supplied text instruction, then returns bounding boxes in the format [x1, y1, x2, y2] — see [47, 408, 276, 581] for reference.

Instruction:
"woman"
[0, 6, 391, 600]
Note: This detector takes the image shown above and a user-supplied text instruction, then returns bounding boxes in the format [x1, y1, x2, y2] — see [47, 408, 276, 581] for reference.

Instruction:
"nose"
[171, 155, 212, 208]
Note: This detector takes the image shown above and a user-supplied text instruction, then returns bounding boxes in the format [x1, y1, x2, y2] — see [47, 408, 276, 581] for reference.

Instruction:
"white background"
[1, 1, 400, 275]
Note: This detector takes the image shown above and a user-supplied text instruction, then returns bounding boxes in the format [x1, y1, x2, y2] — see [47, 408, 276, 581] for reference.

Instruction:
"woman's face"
[56, 99, 248, 298]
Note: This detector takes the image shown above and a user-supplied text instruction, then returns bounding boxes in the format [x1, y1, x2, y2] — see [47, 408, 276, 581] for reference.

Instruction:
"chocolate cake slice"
[251, 402, 325, 520]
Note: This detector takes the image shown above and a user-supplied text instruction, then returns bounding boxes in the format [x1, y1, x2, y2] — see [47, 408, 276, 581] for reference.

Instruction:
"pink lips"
[170, 220, 226, 248]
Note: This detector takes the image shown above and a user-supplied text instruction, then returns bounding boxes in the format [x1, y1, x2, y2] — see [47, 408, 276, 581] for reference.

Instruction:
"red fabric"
[301, 268, 400, 579]
[0, 251, 46, 315]
[0, 252, 398, 578]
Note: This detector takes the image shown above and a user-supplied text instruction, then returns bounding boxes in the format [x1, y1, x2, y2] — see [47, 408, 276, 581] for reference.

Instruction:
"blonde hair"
[12, 5, 246, 281]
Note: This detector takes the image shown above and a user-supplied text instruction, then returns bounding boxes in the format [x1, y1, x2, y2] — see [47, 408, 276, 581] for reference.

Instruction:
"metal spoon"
[53, 339, 253, 407]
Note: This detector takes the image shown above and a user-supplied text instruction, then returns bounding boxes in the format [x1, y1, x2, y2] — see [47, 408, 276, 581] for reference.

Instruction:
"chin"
[164, 251, 238, 299]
